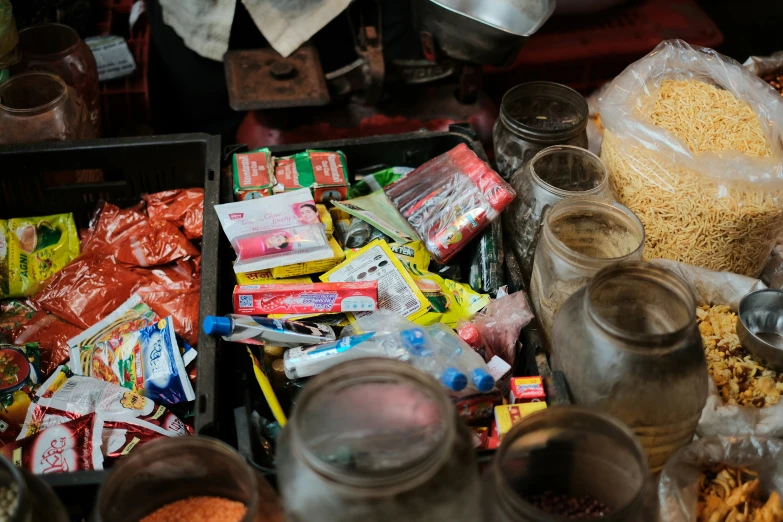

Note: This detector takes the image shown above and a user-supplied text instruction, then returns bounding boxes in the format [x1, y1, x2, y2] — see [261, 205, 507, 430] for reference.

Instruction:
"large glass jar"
[0, 455, 69, 522]
[485, 406, 654, 522]
[93, 437, 283, 522]
[503, 145, 614, 281]
[550, 262, 708, 472]
[493, 82, 588, 179]
[276, 358, 482, 522]
[0, 71, 92, 144]
[13, 23, 100, 136]
[529, 197, 644, 343]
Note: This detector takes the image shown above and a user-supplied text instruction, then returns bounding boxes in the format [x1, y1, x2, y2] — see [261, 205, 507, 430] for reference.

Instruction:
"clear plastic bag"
[384, 144, 516, 264]
[599, 40, 783, 277]
[658, 436, 783, 522]
[744, 51, 783, 78]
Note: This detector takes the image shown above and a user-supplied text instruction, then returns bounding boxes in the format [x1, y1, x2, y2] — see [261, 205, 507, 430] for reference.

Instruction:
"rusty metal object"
[354, 25, 384, 104]
[224, 45, 330, 111]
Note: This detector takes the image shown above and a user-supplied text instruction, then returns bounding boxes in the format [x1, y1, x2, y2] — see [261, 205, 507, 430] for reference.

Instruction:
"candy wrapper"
[384, 144, 516, 264]
[72, 317, 195, 405]
[20, 366, 191, 439]
[0, 213, 80, 298]
[215, 189, 333, 273]
[143, 188, 205, 240]
[1, 413, 103, 473]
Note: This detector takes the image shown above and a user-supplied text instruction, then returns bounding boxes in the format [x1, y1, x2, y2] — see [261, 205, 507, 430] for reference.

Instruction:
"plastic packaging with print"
[215, 188, 333, 273]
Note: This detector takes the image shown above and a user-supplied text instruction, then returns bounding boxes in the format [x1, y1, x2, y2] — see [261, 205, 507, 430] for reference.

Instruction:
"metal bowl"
[737, 289, 783, 371]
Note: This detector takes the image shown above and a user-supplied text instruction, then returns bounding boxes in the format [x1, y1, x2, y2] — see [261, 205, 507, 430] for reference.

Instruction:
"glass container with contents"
[93, 437, 283, 522]
[0, 454, 69, 522]
[485, 406, 653, 522]
[529, 197, 644, 343]
[276, 358, 482, 522]
[550, 262, 709, 472]
[504, 145, 613, 281]
[493, 82, 588, 179]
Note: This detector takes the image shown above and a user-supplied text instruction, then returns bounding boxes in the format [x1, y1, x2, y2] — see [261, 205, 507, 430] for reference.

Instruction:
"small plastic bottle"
[427, 323, 495, 393]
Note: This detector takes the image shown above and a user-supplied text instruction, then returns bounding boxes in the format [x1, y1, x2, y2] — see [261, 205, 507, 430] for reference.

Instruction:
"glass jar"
[0, 454, 69, 522]
[485, 406, 654, 522]
[276, 358, 482, 522]
[93, 437, 283, 522]
[529, 197, 644, 343]
[13, 23, 100, 136]
[503, 145, 614, 281]
[0, 71, 92, 144]
[550, 262, 709, 472]
[493, 82, 588, 179]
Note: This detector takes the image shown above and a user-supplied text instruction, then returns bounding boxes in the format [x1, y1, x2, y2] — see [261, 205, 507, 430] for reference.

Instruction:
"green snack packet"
[351, 167, 414, 198]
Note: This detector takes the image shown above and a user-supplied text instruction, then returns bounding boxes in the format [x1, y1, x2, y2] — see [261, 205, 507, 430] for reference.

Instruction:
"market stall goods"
[599, 40, 783, 277]
[139, 497, 247, 522]
[696, 465, 783, 522]
[523, 491, 612, 519]
[698, 304, 783, 408]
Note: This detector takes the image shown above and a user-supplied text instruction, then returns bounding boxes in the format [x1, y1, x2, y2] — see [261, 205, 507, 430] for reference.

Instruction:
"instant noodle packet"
[0, 213, 80, 298]
[20, 366, 191, 439]
[1, 413, 103, 473]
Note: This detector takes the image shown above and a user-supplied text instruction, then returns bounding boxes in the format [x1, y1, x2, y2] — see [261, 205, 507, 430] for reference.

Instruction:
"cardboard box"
[233, 149, 275, 200]
[269, 236, 344, 278]
[494, 402, 548, 439]
[509, 376, 546, 404]
[274, 150, 350, 203]
[234, 281, 378, 315]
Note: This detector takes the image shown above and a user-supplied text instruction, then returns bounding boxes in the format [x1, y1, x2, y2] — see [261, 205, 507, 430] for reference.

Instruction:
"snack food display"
[696, 465, 783, 522]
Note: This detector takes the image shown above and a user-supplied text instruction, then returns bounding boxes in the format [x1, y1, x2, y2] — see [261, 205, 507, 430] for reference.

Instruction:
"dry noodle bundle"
[602, 79, 783, 276]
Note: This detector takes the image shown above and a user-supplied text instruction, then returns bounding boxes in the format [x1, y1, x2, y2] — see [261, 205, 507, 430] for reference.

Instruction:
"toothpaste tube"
[233, 282, 378, 315]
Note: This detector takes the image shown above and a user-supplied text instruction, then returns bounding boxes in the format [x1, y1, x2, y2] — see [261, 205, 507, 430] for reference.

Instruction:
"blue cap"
[441, 367, 468, 392]
[400, 328, 427, 347]
[203, 316, 232, 336]
[471, 368, 495, 393]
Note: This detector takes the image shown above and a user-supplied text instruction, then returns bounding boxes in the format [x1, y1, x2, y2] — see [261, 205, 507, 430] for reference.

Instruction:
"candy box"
[451, 389, 502, 422]
[274, 150, 350, 203]
[233, 281, 378, 315]
[233, 149, 276, 200]
[509, 376, 546, 404]
[269, 236, 344, 279]
[494, 402, 547, 440]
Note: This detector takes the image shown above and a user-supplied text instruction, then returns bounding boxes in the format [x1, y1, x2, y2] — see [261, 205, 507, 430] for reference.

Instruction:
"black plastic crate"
[0, 134, 221, 511]
[219, 124, 566, 471]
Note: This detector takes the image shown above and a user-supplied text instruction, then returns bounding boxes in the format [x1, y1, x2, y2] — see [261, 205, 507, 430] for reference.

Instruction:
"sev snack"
[601, 79, 783, 277]
[697, 464, 783, 522]
[697, 305, 783, 407]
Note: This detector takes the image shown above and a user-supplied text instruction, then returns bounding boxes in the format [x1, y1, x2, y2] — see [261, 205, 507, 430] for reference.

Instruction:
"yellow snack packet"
[321, 239, 430, 323]
[235, 270, 312, 286]
[0, 213, 80, 298]
[316, 204, 333, 239]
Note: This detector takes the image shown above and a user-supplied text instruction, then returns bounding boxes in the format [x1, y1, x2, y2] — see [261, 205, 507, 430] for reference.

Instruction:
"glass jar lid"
[292, 358, 453, 489]
[500, 82, 589, 144]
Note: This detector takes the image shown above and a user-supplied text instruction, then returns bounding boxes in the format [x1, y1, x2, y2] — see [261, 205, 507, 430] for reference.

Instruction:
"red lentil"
[139, 496, 247, 522]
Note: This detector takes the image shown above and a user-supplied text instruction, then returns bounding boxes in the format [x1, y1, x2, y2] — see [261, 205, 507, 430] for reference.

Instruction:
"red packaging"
[1, 414, 103, 473]
[98, 415, 181, 465]
[233, 150, 276, 200]
[137, 285, 200, 346]
[12, 310, 83, 376]
[0, 300, 36, 343]
[233, 281, 378, 315]
[509, 376, 546, 404]
[275, 151, 351, 203]
[451, 389, 503, 423]
[143, 188, 205, 240]
[470, 426, 490, 449]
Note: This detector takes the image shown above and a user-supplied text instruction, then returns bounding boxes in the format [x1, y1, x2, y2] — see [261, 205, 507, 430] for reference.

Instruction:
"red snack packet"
[1, 413, 103, 473]
[136, 285, 200, 346]
[99, 414, 181, 466]
[0, 300, 37, 343]
[143, 188, 205, 240]
[12, 310, 83, 377]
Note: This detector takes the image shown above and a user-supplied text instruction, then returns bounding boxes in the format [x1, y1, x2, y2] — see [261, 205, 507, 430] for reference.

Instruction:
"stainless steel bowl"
[737, 289, 783, 371]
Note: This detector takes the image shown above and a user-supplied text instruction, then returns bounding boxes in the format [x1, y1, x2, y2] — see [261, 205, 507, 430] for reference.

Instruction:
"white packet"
[215, 188, 333, 273]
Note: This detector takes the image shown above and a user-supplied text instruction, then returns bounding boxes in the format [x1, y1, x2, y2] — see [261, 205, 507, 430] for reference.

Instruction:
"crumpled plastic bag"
[461, 290, 534, 365]
[12, 310, 83, 377]
[744, 50, 783, 78]
[658, 436, 783, 522]
[649, 259, 783, 439]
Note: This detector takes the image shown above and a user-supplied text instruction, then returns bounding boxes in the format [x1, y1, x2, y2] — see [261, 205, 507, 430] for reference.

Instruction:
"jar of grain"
[276, 358, 482, 522]
[550, 262, 709, 472]
[0, 454, 69, 522]
[503, 145, 614, 281]
[493, 82, 588, 179]
[485, 406, 655, 522]
[529, 197, 644, 343]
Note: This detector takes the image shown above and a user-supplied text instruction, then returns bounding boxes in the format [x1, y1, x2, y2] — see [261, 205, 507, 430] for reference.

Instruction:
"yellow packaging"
[317, 204, 333, 239]
[494, 402, 548, 439]
[269, 237, 345, 278]
[321, 239, 430, 323]
[0, 213, 80, 298]
[268, 312, 350, 327]
[235, 270, 312, 286]
[329, 207, 351, 223]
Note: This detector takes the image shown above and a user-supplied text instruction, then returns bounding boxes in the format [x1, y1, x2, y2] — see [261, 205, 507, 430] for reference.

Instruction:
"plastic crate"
[95, 0, 151, 136]
[0, 133, 221, 511]
[486, 0, 724, 92]
[220, 124, 567, 471]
